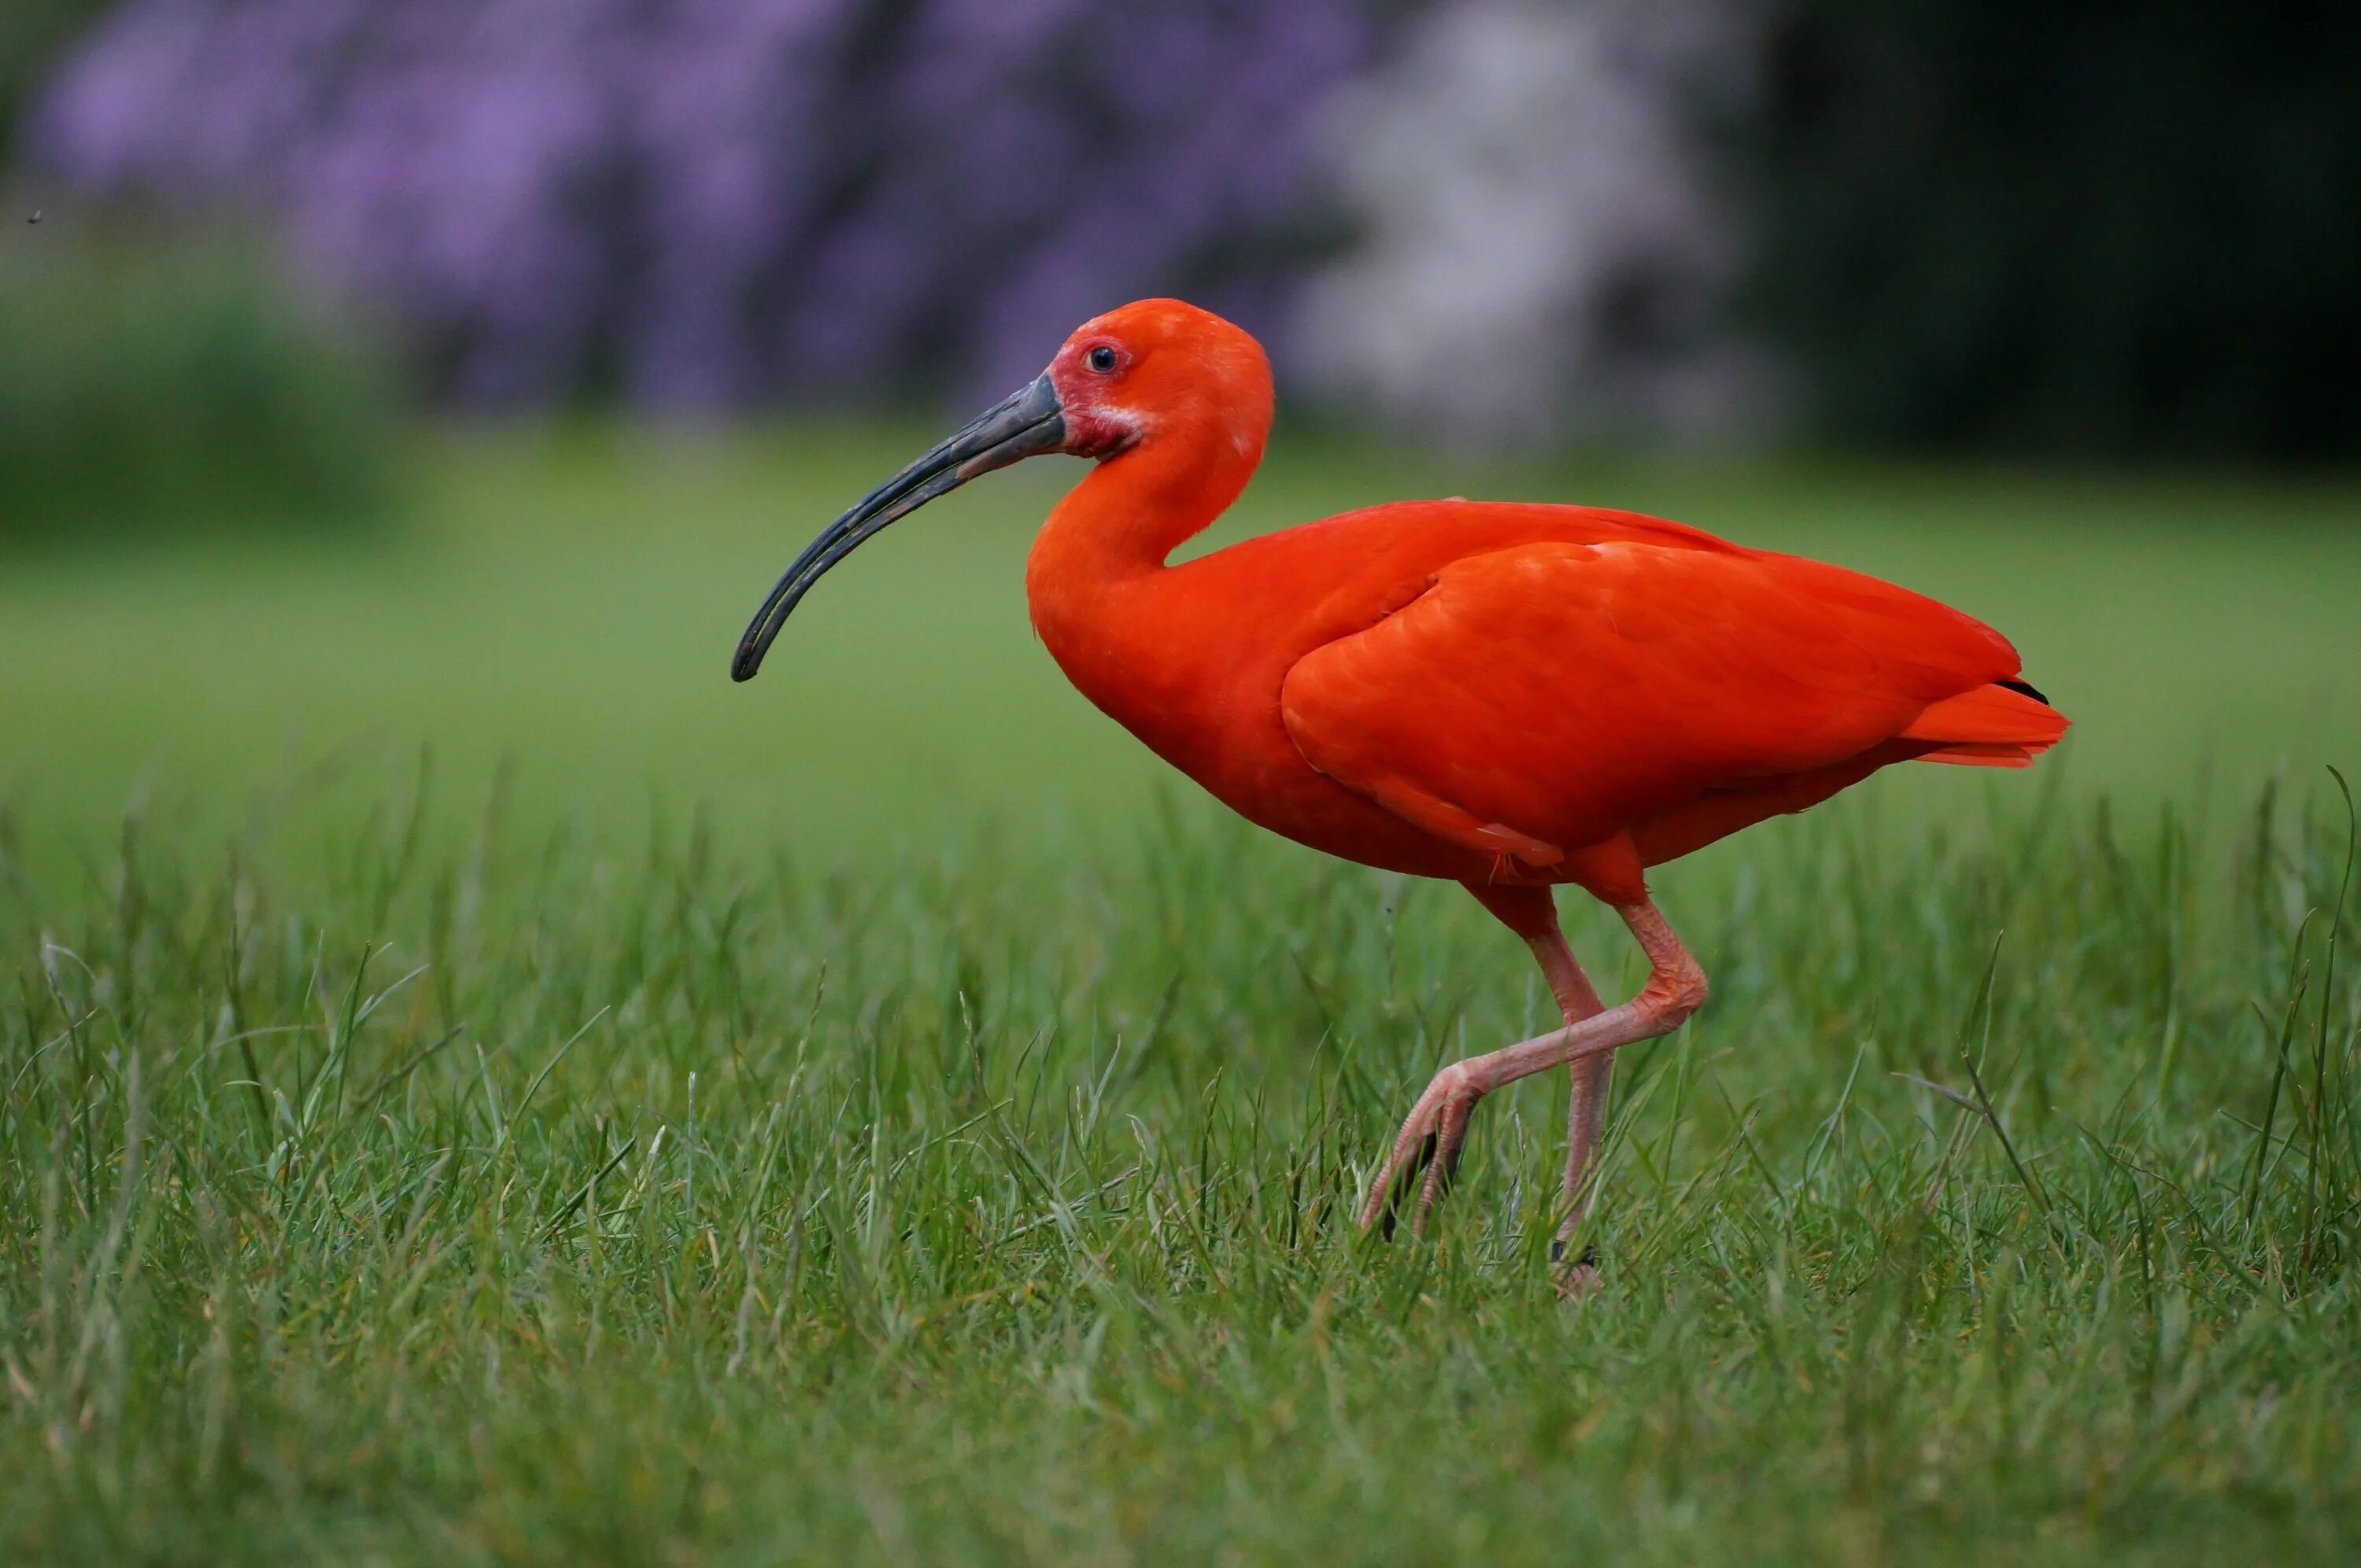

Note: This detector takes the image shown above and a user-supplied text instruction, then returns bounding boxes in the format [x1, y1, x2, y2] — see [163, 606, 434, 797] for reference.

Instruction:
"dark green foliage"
[0, 227, 402, 542]
[1738, 3, 2361, 459]
[2, 770, 2356, 1561]
[0, 0, 105, 168]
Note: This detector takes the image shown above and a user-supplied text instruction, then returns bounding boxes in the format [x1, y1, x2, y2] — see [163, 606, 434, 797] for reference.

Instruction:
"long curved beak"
[731, 373, 1066, 682]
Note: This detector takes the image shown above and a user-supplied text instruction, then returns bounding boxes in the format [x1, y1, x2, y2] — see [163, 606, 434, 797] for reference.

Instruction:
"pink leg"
[1525, 925, 1618, 1296]
[1528, 930, 1616, 1251]
[1359, 898, 1707, 1236]
[1460, 882, 1616, 1272]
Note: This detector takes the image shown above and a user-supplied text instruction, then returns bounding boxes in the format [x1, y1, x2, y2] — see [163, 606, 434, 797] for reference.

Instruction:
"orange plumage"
[733, 298, 2067, 1282]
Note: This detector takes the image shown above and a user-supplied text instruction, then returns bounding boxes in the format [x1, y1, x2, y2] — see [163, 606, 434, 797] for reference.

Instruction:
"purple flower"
[28, 0, 1377, 409]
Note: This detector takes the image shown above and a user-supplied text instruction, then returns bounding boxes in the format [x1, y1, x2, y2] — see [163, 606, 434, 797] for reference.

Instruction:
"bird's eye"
[1086, 345, 1118, 374]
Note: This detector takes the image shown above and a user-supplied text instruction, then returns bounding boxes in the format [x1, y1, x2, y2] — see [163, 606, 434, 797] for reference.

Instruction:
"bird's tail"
[1901, 681, 2070, 768]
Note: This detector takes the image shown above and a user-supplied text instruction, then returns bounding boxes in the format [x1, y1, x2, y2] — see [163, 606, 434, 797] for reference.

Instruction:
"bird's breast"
[1027, 561, 1483, 880]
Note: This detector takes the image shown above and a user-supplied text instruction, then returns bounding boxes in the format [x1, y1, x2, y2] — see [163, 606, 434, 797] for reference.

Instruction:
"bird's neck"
[1025, 422, 1260, 643]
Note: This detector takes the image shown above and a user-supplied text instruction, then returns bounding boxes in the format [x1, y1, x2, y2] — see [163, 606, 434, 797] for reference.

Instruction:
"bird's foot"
[1360, 1060, 1485, 1236]
[1550, 1241, 1604, 1303]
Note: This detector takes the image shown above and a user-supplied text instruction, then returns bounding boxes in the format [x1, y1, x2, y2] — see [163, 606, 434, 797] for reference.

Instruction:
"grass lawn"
[4, 429, 2360, 1562]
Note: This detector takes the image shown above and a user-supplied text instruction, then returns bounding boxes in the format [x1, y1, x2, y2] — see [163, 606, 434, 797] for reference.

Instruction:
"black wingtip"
[1996, 675, 2047, 703]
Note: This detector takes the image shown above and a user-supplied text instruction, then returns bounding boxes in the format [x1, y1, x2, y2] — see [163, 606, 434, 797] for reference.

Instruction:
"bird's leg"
[1557, 1056, 1616, 1297]
[1524, 929, 1615, 1278]
[1360, 898, 1706, 1238]
[1450, 883, 1614, 1267]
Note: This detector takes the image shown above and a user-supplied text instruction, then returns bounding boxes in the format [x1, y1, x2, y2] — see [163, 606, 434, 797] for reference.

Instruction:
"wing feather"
[1279, 540, 2027, 861]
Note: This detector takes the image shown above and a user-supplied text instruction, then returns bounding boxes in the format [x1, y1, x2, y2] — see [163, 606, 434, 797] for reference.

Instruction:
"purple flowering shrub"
[30, 0, 1373, 409]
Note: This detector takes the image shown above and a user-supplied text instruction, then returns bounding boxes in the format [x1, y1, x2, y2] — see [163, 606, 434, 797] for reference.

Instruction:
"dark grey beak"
[731, 373, 1066, 682]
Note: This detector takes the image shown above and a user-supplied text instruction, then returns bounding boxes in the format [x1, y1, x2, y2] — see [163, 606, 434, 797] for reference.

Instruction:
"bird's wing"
[1279, 540, 2028, 864]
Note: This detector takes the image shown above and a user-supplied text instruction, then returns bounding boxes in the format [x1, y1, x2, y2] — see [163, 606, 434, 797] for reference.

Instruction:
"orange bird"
[732, 299, 2066, 1276]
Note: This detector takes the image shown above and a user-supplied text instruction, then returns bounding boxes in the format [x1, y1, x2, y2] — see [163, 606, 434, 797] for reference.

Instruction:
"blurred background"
[2, 0, 2357, 880]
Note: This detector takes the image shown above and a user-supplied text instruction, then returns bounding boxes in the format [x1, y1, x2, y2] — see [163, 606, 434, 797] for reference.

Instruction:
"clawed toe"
[1375, 1131, 1438, 1240]
[1550, 1241, 1604, 1301]
[1360, 1065, 1483, 1235]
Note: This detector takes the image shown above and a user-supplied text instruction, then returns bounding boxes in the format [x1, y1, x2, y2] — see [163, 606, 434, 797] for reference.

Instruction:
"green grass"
[4, 766, 2358, 1562]
[6, 430, 2361, 1561]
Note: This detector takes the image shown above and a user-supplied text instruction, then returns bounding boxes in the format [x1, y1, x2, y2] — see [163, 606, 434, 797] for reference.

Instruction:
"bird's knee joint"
[1641, 959, 1709, 1024]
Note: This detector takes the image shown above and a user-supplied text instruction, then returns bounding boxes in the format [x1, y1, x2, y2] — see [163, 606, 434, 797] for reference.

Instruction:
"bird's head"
[731, 298, 1270, 682]
[1046, 297, 1273, 463]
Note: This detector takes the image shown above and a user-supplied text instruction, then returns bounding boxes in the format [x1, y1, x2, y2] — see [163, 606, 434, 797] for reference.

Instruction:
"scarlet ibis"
[732, 298, 2066, 1281]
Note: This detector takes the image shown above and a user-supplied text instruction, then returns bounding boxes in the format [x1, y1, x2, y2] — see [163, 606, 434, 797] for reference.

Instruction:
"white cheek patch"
[1085, 404, 1151, 454]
